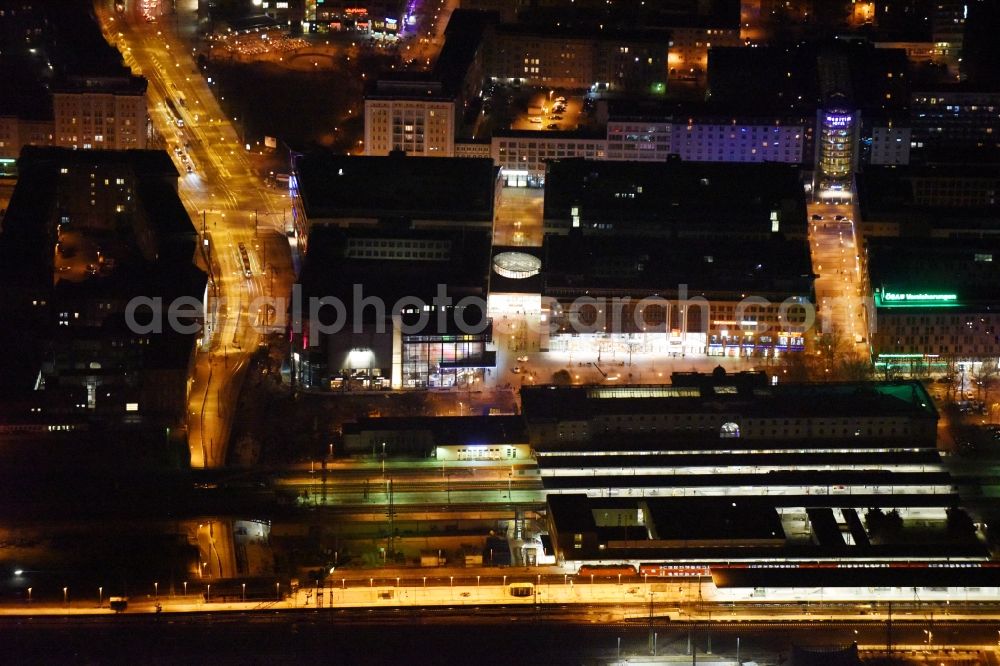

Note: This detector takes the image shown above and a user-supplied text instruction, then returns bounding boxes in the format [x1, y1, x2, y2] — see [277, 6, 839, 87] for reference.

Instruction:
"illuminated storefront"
[400, 332, 494, 389]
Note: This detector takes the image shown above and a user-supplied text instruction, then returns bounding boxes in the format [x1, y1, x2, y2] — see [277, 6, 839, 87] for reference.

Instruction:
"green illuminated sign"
[876, 291, 961, 308]
[882, 292, 957, 303]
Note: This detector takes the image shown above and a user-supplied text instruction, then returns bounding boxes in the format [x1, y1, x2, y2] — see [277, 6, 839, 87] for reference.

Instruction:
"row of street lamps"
[19, 580, 286, 606]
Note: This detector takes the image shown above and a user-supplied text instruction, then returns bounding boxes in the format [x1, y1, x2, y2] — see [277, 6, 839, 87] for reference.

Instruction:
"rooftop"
[297, 225, 493, 311]
[541, 233, 814, 298]
[707, 40, 910, 116]
[433, 9, 498, 94]
[343, 415, 527, 445]
[492, 128, 607, 141]
[366, 75, 453, 102]
[542, 158, 807, 236]
[293, 150, 498, 223]
[521, 379, 938, 421]
[868, 236, 1000, 305]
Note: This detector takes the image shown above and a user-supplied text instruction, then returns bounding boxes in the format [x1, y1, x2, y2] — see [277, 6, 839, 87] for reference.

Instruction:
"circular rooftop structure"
[493, 252, 542, 280]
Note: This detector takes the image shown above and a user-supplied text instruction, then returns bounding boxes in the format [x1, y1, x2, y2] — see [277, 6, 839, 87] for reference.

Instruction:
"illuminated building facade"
[364, 80, 456, 157]
[868, 238, 1000, 361]
[815, 108, 859, 194]
[290, 227, 496, 391]
[53, 83, 148, 151]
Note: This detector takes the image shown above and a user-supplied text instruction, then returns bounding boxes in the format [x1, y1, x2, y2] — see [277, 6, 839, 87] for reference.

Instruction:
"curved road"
[98, 6, 294, 468]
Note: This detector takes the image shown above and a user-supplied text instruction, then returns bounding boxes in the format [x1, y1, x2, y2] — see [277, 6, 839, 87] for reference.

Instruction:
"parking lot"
[510, 89, 585, 131]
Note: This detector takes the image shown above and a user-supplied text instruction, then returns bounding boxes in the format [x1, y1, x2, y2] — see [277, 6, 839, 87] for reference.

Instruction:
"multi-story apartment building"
[603, 103, 815, 164]
[486, 24, 667, 92]
[910, 87, 1000, 162]
[0, 116, 53, 160]
[867, 125, 911, 165]
[364, 79, 456, 156]
[669, 120, 806, 163]
[52, 77, 148, 151]
[0, 147, 204, 430]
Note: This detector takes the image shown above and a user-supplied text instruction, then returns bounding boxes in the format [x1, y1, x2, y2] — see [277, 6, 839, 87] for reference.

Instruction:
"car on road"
[511, 366, 522, 374]
[529, 117, 542, 124]
[550, 115, 563, 120]
[835, 215, 847, 221]
[546, 123, 559, 129]
[516, 355, 529, 362]
[86, 263, 98, 275]
[811, 214, 824, 220]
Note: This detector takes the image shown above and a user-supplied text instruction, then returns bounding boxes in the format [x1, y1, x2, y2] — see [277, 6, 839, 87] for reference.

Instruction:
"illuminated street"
[97, 8, 294, 467]
[808, 198, 871, 359]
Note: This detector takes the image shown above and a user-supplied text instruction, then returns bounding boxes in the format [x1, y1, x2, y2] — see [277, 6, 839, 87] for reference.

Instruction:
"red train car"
[577, 564, 637, 577]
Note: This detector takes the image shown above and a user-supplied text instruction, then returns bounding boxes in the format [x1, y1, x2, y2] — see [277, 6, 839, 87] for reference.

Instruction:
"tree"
[838, 358, 874, 382]
[972, 358, 999, 406]
[551, 369, 572, 385]
[864, 508, 903, 543]
[946, 508, 977, 542]
[775, 351, 813, 383]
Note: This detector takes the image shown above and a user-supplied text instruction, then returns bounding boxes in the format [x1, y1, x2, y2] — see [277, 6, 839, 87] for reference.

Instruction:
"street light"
[63, 587, 68, 605]
[98, 586, 103, 607]
[276, 582, 281, 600]
[183, 581, 188, 597]
[242, 583, 246, 602]
[154, 582, 158, 600]
[207, 583, 211, 602]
